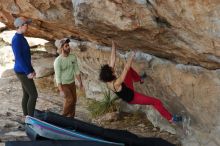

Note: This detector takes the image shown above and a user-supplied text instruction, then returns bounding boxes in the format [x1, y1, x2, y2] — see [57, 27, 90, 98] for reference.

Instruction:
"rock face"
[0, 0, 220, 146]
[0, 0, 220, 69]
[69, 40, 220, 146]
[32, 57, 56, 78]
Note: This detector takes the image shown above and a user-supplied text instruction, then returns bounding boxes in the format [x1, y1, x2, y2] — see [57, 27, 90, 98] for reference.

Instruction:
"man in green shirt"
[54, 38, 83, 117]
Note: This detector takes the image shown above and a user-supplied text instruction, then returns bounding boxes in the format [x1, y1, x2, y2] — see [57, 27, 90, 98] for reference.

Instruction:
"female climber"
[99, 41, 182, 123]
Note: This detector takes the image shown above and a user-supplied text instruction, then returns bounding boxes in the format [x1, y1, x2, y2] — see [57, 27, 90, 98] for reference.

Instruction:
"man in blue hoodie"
[12, 17, 38, 117]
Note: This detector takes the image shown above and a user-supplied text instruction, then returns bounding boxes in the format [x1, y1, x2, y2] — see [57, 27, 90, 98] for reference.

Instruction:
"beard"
[63, 49, 70, 55]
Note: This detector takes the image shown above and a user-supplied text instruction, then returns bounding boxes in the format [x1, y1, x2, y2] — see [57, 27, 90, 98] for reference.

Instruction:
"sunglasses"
[21, 23, 28, 26]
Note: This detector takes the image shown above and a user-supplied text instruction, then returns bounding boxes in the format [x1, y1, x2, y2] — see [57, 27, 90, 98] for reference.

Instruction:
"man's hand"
[32, 71, 36, 77]
[27, 72, 35, 79]
[60, 91, 65, 97]
[57, 84, 65, 97]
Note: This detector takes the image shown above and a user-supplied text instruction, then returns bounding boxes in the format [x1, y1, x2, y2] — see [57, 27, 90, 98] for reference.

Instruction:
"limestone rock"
[1, 69, 15, 78]
[96, 112, 120, 123]
[45, 42, 57, 55]
[0, 30, 48, 47]
[0, 22, 6, 32]
[32, 57, 55, 78]
[0, 1, 220, 146]
[67, 39, 220, 146]
[0, 1, 220, 69]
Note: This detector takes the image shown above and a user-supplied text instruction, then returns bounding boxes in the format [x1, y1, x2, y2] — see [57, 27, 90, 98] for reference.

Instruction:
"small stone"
[152, 127, 157, 131]
[138, 124, 145, 128]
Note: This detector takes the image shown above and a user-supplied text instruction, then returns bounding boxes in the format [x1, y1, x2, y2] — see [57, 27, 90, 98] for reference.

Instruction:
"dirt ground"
[0, 75, 181, 146]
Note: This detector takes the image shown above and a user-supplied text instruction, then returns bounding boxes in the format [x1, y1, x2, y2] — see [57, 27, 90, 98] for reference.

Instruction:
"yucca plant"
[88, 89, 119, 117]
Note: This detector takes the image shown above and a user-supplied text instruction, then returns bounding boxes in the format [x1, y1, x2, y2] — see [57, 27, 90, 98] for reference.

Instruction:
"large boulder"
[0, 1, 220, 145]
[32, 57, 55, 78]
[68, 40, 220, 146]
[0, 0, 219, 69]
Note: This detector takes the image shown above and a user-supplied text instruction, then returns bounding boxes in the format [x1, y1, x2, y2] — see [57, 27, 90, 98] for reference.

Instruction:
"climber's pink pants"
[124, 68, 172, 121]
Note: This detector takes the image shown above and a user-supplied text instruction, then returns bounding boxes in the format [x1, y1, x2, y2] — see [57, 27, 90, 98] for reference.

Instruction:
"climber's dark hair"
[99, 64, 116, 82]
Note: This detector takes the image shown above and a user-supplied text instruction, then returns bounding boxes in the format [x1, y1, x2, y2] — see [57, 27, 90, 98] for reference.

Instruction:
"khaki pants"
[62, 82, 77, 117]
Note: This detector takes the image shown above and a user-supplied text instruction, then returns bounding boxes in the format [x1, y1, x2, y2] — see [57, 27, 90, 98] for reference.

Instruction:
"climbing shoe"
[140, 72, 147, 84]
[172, 115, 183, 123]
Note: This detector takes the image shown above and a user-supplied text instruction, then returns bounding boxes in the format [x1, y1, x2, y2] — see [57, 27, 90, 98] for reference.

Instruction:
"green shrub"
[88, 89, 119, 117]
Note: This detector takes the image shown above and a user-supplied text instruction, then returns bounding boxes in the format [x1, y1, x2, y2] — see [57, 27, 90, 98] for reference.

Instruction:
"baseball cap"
[14, 17, 32, 28]
[56, 38, 70, 49]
